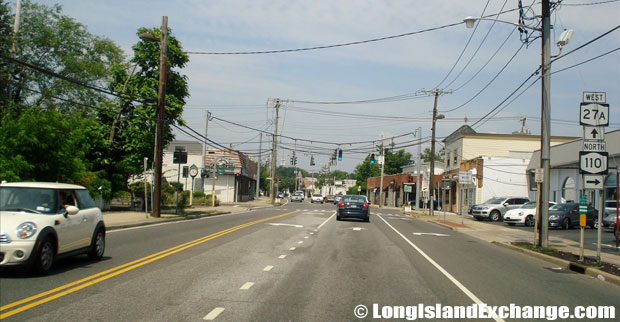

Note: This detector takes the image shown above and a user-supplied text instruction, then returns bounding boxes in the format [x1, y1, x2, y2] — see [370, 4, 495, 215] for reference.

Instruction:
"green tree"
[421, 147, 442, 162]
[354, 154, 381, 192]
[7, 1, 124, 112]
[0, 0, 13, 105]
[384, 149, 412, 175]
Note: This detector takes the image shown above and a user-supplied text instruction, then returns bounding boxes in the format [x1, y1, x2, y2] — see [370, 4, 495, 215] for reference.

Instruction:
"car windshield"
[484, 198, 505, 205]
[550, 203, 575, 211]
[521, 202, 537, 209]
[342, 195, 366, 203]
[0, 187, 57, 214]
[605, 201, 617, 208]
[313, 194, 322, 197]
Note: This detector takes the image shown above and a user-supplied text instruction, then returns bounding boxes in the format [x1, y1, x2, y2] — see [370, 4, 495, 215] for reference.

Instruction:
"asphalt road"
[478, 218, 620, 254]
[1, 201, 618, 321]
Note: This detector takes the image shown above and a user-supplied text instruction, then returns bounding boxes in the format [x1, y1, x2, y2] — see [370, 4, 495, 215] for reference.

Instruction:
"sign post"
[189, 164, 198, 206]
[458, 171, 472, 225]
[441, 179, 451, 222]
[579, 91, 608, 263]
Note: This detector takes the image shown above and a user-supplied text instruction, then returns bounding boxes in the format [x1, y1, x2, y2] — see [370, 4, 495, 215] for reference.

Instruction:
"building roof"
[204, 148, 257, 179]
[164, 140, 203, 154]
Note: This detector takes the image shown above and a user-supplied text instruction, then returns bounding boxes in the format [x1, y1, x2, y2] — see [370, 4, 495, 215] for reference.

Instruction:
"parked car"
[291, 192, 303, 202]
[548, 203, 598, 229]
[503, 201, 556, 226]
[311, 194, 323, 204]
[294, 191, 305, 200]
[471, 197, 530, 222]
[0, 182, 106, 275]
[603, 200, 618, 228]
[336, 195, 370, 222]
[324, 195, 335, 203]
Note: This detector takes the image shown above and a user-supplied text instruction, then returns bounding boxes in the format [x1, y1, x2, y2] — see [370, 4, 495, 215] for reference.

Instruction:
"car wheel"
[524, 216, 534, 227]
[474, 217, 482, 221]
[562, 217, 570, 230]
[88, 229, 105, 260]
[33, 236, 55, 275]
[365, 217, 370, 223]
[489, 210, 501, 222]
[590, 218, 599, 229]
[336, 215, 341, 221]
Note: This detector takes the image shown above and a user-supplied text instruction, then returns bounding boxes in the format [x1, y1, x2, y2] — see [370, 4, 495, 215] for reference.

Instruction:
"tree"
[353, 148, 412, 193]
[7, 1, 124, 112]
[354, 154, 380, 192]
[100, 26, 189, 194]
[0, 0, 13, 105]
[384, 149, 412, 175]
[421, 147, 442, 162]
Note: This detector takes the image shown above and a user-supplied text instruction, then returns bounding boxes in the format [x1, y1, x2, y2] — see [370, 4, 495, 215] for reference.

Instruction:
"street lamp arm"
[463, 16, 541, 32]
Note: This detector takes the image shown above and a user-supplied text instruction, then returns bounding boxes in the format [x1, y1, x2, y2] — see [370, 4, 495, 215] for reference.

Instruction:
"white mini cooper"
[0, 182, 105, 274]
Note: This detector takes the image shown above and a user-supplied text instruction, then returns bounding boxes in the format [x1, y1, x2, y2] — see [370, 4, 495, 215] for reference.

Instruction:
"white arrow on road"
[351, 227, 367, 231]
[267, 223, 303, 228]
[413, 233, 450, 237]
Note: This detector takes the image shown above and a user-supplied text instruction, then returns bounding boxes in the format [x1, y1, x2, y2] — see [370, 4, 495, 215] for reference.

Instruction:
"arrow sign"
[413, 233, 450, 237]
[583, 126, 605, 141]
[590, 128, 599, 139]
[583, 175, 604, 190]
[267, 223, 303, 228]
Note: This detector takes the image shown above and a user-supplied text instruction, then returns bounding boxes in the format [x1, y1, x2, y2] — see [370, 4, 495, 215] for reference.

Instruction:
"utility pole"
[202, 110, 210, 193]
[294, 140, 298, 192]
[6, 0, 22, 105]
[152, 16, 168, 218]
[379, 134, 385, 208]
[270, 99, 281, 204]
[144, 157, 149, 218]
[416, 127, 422, 210]
[539, 0, 552, 247]
[256, 132, 262, 199]
[423, 89, 451, 216]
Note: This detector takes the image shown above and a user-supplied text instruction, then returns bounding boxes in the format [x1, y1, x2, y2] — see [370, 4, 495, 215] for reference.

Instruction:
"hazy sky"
[23, 0, 620, 171]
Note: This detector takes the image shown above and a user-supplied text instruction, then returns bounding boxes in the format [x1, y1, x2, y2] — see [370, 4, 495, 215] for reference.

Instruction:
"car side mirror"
[66, 205, 79, 215]
[503, 203, 509, 207]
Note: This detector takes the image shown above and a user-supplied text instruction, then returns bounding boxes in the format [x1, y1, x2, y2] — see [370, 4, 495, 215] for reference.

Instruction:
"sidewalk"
[103, 197, 274, 230]
[408, 209, 620, 267]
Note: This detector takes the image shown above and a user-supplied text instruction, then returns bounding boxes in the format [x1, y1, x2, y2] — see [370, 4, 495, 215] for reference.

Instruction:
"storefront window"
[604, 173, 618, 201]
[561, 177, 576, 203]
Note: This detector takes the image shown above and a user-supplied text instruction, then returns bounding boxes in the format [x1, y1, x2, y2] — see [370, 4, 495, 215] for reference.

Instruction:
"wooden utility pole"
[152, 16, 168, 218]
[423, 89, 451, 216]
[379, 134, 385, 208]
[270, 99, 281, 204]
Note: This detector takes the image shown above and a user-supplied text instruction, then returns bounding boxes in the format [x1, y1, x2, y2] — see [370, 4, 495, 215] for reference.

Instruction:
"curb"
[106, 211, 231, 231]
[428, 220, 457, 231]
[492, 241, 620, 287]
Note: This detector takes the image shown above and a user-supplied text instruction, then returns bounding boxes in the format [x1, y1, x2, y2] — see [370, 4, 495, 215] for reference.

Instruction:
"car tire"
[32, 236, 55, 275]
[489, 210, 501, 222]
[562, 217, 570, 230]
[336, 215, 341, 221]
[506, 223, 515, 226]
[474, 217, 482, 221]
[365, 217, 370, 223]
[525, 216, 534, 227]
[590, 218, 599, 229]
[88, 228, 105, 260]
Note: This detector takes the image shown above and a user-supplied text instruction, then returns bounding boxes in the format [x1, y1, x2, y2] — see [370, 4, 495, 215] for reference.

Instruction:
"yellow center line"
[0, 210, 299, 320]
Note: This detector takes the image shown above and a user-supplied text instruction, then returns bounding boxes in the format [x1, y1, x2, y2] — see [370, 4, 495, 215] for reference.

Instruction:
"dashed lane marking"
[203, 307, 225, 320]
[239, 282, 254, 290]
[298, 241, 304, 244]
[263, 265, 274, 272]
[289, 247, 296, 250]
[279, 255, 287, 259]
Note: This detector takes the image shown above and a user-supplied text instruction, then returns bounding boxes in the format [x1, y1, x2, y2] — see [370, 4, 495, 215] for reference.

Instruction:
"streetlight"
[464, 0, 573, 246]
[140, 16, 168, 218]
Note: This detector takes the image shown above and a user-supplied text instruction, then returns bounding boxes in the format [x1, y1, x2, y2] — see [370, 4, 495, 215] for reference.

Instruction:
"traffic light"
[182, 166, 188, 178]
[310, 155, 315, 166]
[370, 153, 375, 164]
[201, 169, 208, 178]
[290, 156, 294, 166]
[338, 149, 342, 161]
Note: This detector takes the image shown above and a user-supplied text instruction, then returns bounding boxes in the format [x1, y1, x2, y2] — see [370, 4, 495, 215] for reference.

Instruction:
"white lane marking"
[263, 265, 274, 272]
[377, 214, 505, 322]
[239, 282, 254, 290]
[310, 232, 314, 235]
[233, 205, 240, 208]
[351, 227, 367, 231]
[267, 223, 304, 228]
[592, 243, 617, 248]
[203, 307, 225, 320]
[298, 241, 304, 244]
[317, 211, 337, 230]
[304, 236, 309, 239]
[279, 255, 287, 259]
[413, 233, 450, 237]
[289, 247, 296, 250]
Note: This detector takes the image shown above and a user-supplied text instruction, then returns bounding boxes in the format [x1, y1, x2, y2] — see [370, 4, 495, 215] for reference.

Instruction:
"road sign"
[579, 151, 608, 175]
[458, 171, 472, 184]
[579, 103, 609, 126]
[535, 168, 544, 183]
[582, 141, 606, 152]
[583, 126, 605, 141]
[582, 91, 606, 103]
[583, 174, 604, 190]
[579, 194, 588, 227]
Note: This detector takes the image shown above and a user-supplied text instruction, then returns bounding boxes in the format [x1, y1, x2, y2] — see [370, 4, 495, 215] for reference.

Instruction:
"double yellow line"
[0, 210, 299, 319]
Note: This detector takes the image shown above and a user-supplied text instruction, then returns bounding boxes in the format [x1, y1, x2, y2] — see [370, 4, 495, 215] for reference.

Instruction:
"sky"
[22, 0, 620, 172]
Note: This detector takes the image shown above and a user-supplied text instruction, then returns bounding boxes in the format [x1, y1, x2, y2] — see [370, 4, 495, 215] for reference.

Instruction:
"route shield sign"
[579, 151, 608, 175]
[579, 103, 609, 126]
